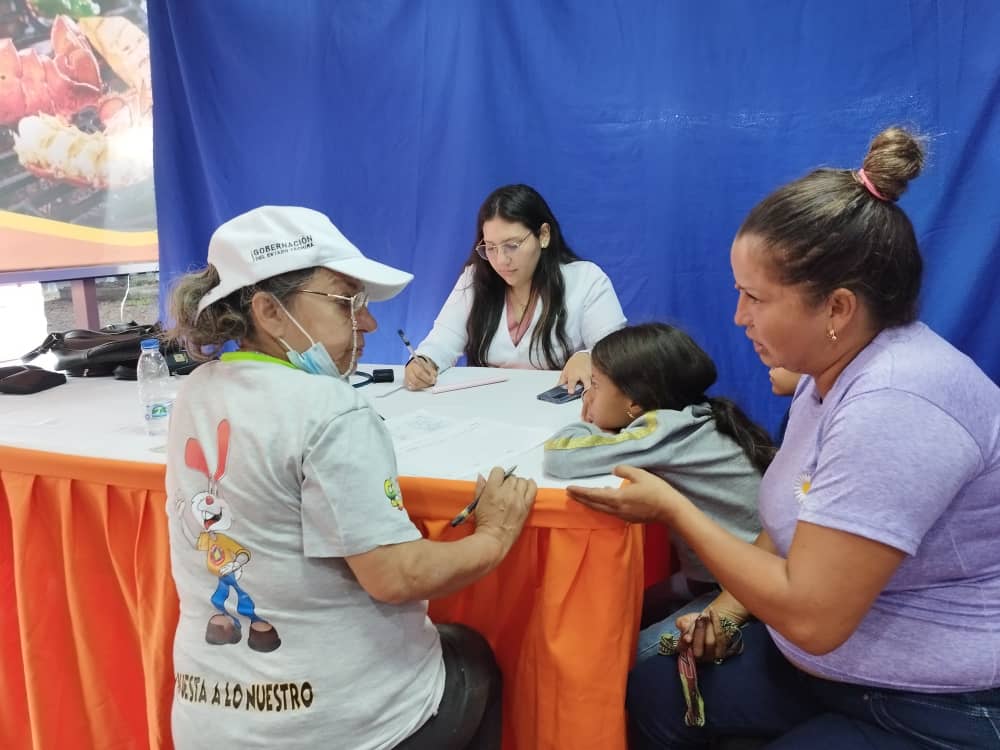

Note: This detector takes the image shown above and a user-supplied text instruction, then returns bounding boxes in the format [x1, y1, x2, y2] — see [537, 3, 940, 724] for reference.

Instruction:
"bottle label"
[145, 402, 172, 421]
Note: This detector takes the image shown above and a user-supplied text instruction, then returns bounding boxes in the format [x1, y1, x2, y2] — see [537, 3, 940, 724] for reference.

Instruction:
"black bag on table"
[0, 365, 67, 394]
[21, 322, 200, 378]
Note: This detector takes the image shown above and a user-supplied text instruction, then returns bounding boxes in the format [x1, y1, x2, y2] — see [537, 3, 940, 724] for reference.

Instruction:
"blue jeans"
[210, 573, 263, 624]
[628, 621, 1000, 749]
[637, 591, 719, 662]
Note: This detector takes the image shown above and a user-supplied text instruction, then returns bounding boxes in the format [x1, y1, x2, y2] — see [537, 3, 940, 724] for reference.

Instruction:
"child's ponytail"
[705, 397, 776, 474]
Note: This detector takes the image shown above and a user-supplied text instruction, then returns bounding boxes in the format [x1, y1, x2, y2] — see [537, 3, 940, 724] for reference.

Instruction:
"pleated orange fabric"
[1, 446, 645, 750]
[1, 448, 175, 750]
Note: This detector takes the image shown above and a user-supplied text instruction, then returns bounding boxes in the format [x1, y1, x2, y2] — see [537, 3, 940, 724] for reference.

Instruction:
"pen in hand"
[450, 465, 517, 527]
[397, 329, 418, 360]
[399, 329, 437, 389]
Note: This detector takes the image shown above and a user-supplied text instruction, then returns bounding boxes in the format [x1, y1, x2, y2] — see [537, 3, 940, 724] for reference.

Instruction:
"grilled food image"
[13, 110, 151, 188]
[78, 15, 150, 113]
[0, 15, 102, 125]
[4, 13, 152, 190]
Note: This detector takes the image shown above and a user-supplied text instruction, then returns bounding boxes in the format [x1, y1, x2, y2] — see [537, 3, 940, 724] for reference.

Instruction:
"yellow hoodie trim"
[544, 412, 659, 450]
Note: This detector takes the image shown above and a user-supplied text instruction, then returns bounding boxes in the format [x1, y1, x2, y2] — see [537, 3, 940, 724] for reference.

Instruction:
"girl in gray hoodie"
[544, 323, 774, 660]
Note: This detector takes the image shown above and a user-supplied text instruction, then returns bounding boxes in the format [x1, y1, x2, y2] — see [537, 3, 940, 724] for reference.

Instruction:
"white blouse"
[415, 261, 627, 371]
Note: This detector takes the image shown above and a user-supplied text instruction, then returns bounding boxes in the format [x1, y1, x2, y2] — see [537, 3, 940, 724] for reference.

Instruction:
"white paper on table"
[383, 409, 552, 480]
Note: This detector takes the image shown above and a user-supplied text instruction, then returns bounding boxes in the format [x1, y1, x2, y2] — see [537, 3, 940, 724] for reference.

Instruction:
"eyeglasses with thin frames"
[296, 288, 370, 314]
[475, 230, 534, 261]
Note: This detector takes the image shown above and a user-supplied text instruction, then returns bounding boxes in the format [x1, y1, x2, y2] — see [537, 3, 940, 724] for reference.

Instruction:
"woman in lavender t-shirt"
[571, 127, 1000, 748]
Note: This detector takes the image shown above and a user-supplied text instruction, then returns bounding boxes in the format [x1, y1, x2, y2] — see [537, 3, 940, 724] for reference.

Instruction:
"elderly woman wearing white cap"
[165, 205, 536, 750]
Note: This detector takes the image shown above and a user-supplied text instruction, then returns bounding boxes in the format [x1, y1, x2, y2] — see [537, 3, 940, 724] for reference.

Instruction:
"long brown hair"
[464, 184, 581, 368]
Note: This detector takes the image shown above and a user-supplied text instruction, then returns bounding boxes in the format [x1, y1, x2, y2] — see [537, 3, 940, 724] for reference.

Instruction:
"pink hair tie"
[857, 168, 888, 201]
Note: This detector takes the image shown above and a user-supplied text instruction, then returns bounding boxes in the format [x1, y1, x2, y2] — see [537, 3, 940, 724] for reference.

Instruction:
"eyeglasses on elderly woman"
[295, 288, 370, 313]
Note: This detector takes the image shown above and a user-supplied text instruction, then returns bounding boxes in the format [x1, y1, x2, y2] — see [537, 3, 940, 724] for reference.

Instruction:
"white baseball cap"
[196, 205, 413, 316]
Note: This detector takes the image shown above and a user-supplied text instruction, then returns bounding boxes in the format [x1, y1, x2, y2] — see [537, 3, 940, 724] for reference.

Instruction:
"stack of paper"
[383, 409, 551, 479]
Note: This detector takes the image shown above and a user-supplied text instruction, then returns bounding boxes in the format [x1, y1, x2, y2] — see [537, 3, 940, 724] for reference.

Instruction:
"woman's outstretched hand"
[567, 465, 687, 524]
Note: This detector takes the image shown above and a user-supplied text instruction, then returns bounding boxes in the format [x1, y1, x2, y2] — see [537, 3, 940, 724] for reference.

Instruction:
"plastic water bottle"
[137, 338, 173, 437]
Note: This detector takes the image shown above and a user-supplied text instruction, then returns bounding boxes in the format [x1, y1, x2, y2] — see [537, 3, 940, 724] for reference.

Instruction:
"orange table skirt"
[1, 445, 645, 750]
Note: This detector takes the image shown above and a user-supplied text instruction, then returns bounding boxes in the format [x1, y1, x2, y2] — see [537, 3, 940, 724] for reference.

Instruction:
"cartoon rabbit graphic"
[175, 419, 281, 653]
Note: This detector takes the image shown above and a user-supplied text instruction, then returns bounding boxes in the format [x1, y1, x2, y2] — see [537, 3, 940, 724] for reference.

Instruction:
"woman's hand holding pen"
[471, 466, 537, 557]
[397, 328, 439, 390]
[404, 356, 438, 390]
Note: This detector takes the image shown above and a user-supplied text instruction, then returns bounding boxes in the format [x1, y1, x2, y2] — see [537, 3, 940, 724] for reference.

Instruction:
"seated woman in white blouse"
[404, 184, 627, 391]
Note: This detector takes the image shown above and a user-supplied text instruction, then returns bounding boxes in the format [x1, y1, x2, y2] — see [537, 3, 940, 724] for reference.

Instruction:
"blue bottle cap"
[141, 338, 160, 350]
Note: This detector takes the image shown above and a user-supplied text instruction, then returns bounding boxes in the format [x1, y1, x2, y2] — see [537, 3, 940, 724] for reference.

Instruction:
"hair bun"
[860, 127, 926, 202]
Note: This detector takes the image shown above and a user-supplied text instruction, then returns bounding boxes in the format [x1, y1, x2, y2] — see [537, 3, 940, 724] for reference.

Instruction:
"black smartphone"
[536, 383, 584, 404]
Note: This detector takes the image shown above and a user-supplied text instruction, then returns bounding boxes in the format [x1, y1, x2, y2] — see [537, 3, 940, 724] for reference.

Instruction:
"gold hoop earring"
[828, 329, 838, 342]
[626, 408, 636, 420]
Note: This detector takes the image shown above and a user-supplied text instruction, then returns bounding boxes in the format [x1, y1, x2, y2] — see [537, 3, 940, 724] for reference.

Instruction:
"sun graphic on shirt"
[793, 473, 812, 505]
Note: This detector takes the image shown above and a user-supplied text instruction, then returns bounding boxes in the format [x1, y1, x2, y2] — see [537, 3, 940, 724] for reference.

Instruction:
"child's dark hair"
[591, 323, 775, 473]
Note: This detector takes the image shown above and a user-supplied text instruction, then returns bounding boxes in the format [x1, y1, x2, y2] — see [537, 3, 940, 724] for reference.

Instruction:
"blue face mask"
[273, 298, 357, 380]
[284, 338, 345, 379]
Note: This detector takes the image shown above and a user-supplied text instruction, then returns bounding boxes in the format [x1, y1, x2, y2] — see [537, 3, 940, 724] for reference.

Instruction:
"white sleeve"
[415, 266, 475, 371]
[575, 263, 627, 349]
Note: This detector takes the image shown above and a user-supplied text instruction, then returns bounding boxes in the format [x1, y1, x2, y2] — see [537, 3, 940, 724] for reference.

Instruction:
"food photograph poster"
[0, 0, 156, 273]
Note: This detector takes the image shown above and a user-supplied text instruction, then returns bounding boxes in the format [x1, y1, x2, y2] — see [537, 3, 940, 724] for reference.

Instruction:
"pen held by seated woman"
[450, 465, 517, 526]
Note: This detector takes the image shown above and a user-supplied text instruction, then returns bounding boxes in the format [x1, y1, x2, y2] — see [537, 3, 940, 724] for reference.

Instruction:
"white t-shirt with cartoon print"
[165, 352, 444, 750]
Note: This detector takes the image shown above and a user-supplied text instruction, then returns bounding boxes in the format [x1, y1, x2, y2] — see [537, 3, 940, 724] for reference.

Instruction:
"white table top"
[0, 364, 617, 489]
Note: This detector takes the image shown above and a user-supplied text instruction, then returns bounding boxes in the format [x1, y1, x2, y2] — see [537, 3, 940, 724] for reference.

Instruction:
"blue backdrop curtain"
[149, 0, 1000, 435]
